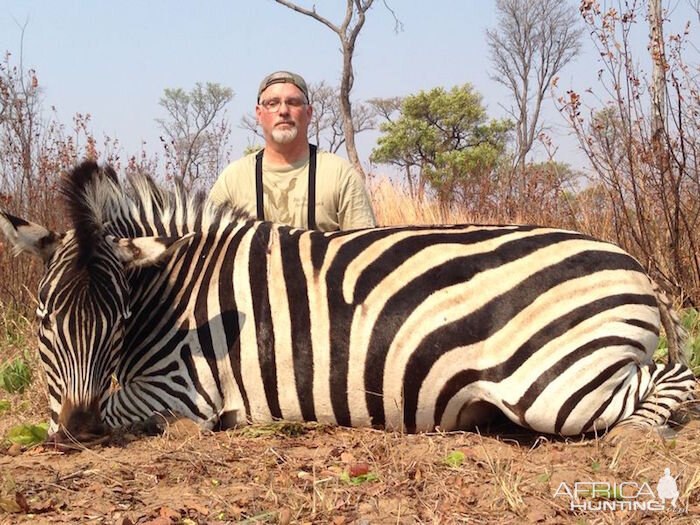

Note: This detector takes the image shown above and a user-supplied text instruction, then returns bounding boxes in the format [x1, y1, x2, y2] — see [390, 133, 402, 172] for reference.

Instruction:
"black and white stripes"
[0, 161, 696, 439]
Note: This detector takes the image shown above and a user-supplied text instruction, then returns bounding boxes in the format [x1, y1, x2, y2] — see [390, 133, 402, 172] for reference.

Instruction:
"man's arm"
[208, 155, 256, 212]
[338, 168, 377, 230]
[209, 171, 233, 207]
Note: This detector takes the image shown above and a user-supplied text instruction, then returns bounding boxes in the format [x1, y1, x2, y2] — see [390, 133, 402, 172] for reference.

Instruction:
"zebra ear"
[0, 210, 63, 262]
[109, 233, 195, 268]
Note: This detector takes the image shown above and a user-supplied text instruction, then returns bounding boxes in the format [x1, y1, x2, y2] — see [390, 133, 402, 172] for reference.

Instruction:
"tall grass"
[370, 179, 488, 226]
[0, 301, 48, 440]
[0, 355, 32, 394]
[0, 302, 37, 393]
[370, 175, 586, 229]
[656, 308, 700, 375]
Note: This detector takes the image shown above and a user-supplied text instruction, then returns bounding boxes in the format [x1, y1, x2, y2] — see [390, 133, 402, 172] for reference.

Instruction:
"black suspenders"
[255, 148, 265, 222]
[307, 144, 317, 230]
[255, 144, 318, 230]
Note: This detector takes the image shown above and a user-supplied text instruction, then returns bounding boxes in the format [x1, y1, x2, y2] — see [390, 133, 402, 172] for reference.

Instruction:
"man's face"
[256, 82, 312, 146]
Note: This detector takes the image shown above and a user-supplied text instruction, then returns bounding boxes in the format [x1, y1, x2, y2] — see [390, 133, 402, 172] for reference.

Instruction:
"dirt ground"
[1, 409, 699, 525]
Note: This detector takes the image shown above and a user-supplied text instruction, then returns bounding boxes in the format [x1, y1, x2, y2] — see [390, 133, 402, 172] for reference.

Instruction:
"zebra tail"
[652, 280, 690, 368]
[635, 280, 699, 429]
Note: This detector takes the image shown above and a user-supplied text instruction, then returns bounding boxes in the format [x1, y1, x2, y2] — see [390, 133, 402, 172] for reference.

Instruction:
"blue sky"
[1, 0, 697, 175]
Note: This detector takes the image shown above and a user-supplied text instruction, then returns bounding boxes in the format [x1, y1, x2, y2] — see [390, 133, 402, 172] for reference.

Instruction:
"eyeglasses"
[259, 97, 307, 113]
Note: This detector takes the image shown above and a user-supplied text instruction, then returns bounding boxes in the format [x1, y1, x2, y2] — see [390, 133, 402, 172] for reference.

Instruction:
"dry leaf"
[15, 492, 29, 512]
[0, 496, 21, 513]
[278, 508, 292, 525]
[159, 506, 180, 521]
[340, 452, 355, 463]
[185, 502, 209, 516]
[143, 519, 171, 525]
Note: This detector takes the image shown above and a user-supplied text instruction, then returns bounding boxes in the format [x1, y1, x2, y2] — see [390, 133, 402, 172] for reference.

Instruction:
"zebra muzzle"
[46, 398, 111, 451]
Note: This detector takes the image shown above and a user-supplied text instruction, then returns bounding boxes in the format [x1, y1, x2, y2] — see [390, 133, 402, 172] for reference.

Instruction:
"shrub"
[0, 354, 32, 394]
[656, 308, 700, 375]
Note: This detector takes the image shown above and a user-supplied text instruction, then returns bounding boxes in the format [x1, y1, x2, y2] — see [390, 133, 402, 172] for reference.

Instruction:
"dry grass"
[1, 415, 699, 524]
[369, 179, 493, 227]
[368, 175, 581, 230]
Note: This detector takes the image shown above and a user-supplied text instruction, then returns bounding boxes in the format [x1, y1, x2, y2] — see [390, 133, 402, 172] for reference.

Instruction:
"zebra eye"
[36, 310, 52, 330]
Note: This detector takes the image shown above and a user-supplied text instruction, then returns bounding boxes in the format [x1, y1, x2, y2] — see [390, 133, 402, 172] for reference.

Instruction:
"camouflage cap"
[257, 71, 309, 103]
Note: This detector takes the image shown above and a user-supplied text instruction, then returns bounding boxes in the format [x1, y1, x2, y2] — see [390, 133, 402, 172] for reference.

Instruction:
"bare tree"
[274, 0, 401, 180]
[649, 0, 669, 173]
[560, 1, 700, 304]
[0, 36, 113, 310]
[239, 112, 263, 147]
[241, 81, 376, 154]
[0, 24, 43, 209]
[308, 81, 347, 153]
[486, 0, 583, 182]
[367, 96, 402, 123]
[156, 82, 233, 190]
[308, 81, 375, 153]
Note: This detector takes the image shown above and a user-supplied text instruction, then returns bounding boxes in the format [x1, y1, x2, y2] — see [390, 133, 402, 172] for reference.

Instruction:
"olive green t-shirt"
[209, 149, 376, 231]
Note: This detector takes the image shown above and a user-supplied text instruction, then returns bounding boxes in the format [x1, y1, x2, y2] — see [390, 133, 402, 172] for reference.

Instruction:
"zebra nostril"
[44, 429, 67, 446]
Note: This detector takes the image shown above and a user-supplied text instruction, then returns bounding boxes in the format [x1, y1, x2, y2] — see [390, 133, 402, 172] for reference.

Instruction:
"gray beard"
[271, 125, 298, 144]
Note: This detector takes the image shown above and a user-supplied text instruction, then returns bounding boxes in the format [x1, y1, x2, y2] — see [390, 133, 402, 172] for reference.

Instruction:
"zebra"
[0, 161, 696, 444]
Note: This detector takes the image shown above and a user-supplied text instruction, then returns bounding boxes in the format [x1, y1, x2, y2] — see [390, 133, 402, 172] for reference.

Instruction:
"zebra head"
[0, 161, 191, 445]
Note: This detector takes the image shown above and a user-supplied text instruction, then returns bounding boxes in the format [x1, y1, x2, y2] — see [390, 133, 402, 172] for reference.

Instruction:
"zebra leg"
[455, 399, 503, 432]
[602, 282, 697, 442]
[602, 362, 697, 443]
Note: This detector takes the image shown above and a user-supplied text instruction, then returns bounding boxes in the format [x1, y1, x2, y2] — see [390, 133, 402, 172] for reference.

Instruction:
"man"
[209, 71, 376, 231]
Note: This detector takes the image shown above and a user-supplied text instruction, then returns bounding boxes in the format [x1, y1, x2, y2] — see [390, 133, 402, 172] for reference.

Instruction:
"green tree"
[371, 85, 512, 208]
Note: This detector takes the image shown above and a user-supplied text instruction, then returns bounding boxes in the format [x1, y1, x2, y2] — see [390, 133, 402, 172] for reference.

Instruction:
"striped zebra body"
[108, 221, 689, 436]
[0, 162, 695, 441]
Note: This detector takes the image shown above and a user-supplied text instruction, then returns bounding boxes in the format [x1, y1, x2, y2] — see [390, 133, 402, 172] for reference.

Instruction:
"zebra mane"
[59, 160, 120, 267]
[60, 161, 251, 268]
